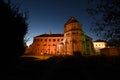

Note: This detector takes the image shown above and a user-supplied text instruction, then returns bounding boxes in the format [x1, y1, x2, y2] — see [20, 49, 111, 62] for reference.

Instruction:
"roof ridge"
[35, 34, 64, 37]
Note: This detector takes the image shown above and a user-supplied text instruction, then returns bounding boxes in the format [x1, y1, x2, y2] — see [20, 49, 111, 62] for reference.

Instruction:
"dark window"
[37, 39, 39, 42]
[57, 39, 59, 42]
[48, 44, 51, 47]
[43, 44, 46, 46]
[72, 32, 77, 35]
[45, 39, 47, 42]
[37, 44, 39, 46]
[41, 39, 43, 41]
[66, 33, 70, 36]
[53, 39, 56, 42]
[53, 44, 56, 46]
[49, 39, 51, 42]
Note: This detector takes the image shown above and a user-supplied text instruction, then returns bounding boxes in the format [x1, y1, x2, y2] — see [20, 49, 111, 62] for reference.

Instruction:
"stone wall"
[100, 48, 120, 56]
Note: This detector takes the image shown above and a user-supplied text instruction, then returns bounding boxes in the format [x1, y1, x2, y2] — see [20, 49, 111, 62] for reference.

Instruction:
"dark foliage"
[73, 51, 82, 57]
[86, 0, 120, 47]
[0, 0, 28, 65]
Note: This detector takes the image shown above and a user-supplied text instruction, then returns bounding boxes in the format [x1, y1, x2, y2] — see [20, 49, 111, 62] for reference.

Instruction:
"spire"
[65, 16, 79, 25]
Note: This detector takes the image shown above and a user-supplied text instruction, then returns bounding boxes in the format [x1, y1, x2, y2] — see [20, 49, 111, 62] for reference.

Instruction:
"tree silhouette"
[86, 0, 120, 47]
[0, 0, 28, 65]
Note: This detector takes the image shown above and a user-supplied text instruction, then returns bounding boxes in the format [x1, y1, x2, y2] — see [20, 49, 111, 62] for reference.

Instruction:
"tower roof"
[64, 16, 79, 25]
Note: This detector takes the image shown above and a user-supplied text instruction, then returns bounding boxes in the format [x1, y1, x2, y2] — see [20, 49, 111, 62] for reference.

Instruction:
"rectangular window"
[45, 39, 47, 42]
[49, 39, 51, 42]
[37, 44, 40, 46]
[37, 39, 39, 42]
[53, 44, 56, 46]
[41, 39, 43, 41]
[43, 44, 47, 46]
[53, 39, 56, 42]
[57, 39, 59, 42]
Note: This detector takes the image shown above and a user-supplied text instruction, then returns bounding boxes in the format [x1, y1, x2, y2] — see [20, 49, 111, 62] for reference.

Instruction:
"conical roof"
[64, 16, 79, 25]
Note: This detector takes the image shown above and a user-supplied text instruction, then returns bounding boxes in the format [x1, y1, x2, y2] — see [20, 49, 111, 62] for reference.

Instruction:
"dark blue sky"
[11, 0, 98, 46]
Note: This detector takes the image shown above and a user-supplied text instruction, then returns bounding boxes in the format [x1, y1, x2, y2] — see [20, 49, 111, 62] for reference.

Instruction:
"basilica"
[25, 17, 95, 56]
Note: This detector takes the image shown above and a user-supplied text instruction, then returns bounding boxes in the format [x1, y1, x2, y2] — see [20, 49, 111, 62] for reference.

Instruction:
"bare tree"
[86, 0, 120, 47]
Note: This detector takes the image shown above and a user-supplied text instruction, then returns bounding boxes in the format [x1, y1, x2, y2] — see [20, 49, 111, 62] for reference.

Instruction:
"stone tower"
[63, 16, 85, 55]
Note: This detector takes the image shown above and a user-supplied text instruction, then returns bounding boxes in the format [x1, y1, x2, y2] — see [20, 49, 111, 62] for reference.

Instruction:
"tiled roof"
[35, 34, 64, 37]
[93, 39, 107, 42]
[85, 35, 92, 39]
[64, 16, 79, 25]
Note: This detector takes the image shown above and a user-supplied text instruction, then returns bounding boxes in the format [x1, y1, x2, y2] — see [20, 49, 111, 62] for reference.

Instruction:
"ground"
[2, 55, 120, 80]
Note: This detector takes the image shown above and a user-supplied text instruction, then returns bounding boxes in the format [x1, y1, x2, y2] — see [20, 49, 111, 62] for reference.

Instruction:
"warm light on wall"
[93, 42, 107, 53]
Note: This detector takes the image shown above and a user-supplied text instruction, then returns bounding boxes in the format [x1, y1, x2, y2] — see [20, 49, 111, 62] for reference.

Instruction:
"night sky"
[10, 0, 98, 46]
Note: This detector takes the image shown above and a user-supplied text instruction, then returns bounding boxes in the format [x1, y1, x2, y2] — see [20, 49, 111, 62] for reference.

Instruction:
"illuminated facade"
[26, 34, 64, 55]
[93, 40, 107, 54]
[25, 17, 95, 56]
